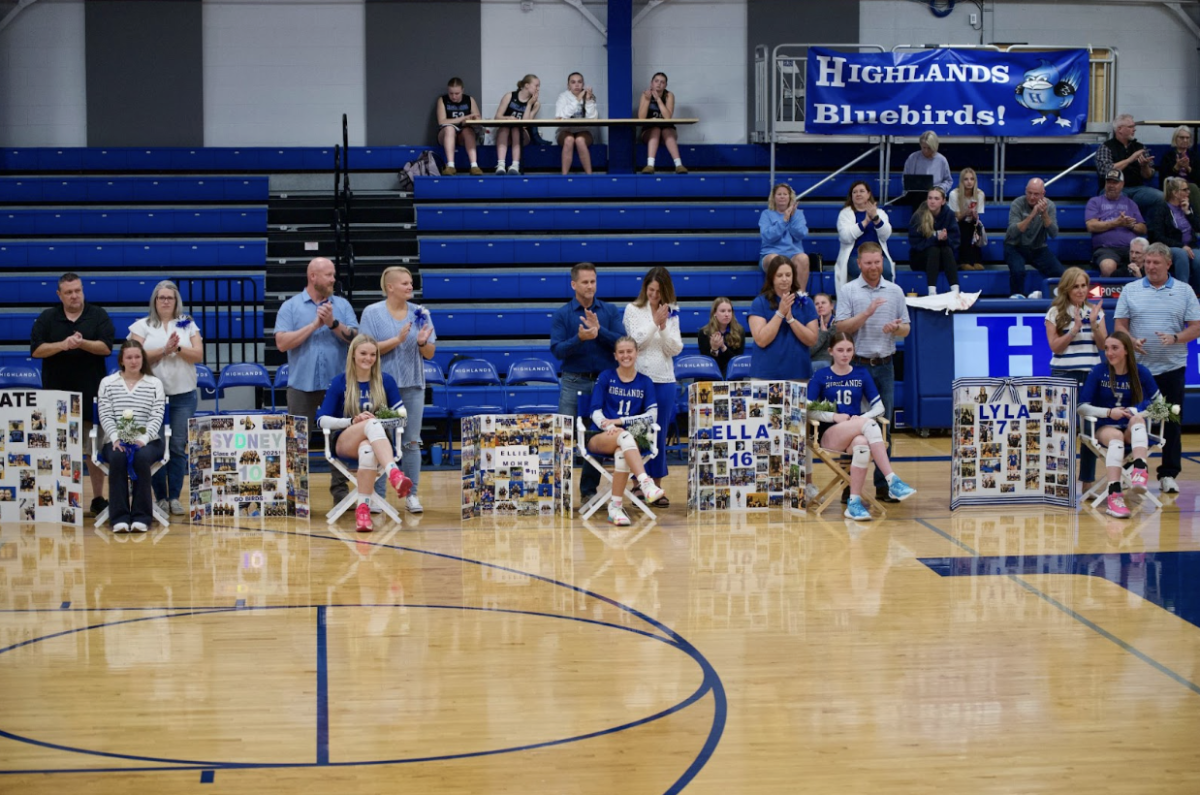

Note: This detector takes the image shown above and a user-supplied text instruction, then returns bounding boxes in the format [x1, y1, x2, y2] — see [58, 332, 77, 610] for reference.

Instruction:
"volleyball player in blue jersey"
[808, 332, 916, 520]
[586, 336, 666, 525]
[1078, 330, 1159, 519]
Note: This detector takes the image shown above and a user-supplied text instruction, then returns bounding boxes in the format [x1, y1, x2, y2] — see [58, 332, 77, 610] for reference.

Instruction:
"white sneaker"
[131, 522, 149, 533]
[607, 502, 631, 526]
[507, 164, 520, 175]
[156, 498, 169, 515]
[1008, 293, 1025, 300]
[639, 479, 665, 504]
[804, 482, 820, 501]
[1027, 290, 1042, 300]
[405, 495, 424, 513]
[112, 522, 129, 533]
[1160, 476, 1180, 494]
[169, 498, 186, 516]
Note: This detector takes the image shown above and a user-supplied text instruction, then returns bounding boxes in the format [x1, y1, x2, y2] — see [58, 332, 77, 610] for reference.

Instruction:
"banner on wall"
[0, 389, 84, 525]
[805, 47, 1090, 136]
[188, 414, 310, 521]
[951, 377, 1078, 510]
[686, 380, 807, 514]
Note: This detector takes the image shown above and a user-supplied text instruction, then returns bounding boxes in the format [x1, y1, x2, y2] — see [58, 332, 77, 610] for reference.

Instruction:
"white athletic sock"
[470, 161, 478, 168]
[673, 158, 682, 166]
[647, 157, 656, 166]
[357, 494, 370, 506]
[885, 472, 897, 484]
[511, 160, 520, 169]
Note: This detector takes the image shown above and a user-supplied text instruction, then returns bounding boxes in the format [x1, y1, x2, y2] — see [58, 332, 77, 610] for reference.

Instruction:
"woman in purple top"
[1157, 125, 1200, 211]
[1149, 176, 1199, 289]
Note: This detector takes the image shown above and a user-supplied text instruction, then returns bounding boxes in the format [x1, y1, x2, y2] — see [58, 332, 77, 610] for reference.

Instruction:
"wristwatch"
[331, 320, 340, 330]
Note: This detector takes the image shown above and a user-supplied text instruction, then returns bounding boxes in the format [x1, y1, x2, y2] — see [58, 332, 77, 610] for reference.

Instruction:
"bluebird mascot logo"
[1014, 59, 1082, 128]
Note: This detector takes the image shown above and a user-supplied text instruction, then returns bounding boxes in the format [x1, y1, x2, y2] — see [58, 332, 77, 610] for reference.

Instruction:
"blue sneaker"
[887, 476, 916, 502]
[844, 496, 871, 521]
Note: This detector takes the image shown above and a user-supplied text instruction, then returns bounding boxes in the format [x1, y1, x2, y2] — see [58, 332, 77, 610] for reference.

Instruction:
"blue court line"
[1005, 574, 1200, 697]
[315, 606, 329, 766]
[916, 518, 1200, 698]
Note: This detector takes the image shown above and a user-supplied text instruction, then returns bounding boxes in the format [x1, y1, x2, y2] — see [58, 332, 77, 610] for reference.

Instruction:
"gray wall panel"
[366, 0, 482, 146]
[747, 0, 861, 133]
[85, 0, 203, 147]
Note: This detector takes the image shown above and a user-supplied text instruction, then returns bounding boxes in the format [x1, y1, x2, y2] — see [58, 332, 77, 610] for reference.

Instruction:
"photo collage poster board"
[951, 376, 1078, 510]
[0, 389, 84, 525]
[461, 413, 574, 519]
[188, 414, 310, 522]
[686, 380, 807, 514]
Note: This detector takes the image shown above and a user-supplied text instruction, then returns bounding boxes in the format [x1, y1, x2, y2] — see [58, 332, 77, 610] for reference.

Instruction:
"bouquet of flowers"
[373, 405, 407, 435]
[115, 409, 147, 481]
[1144, 394, 1181, 425]
[806, 399, 837, 414]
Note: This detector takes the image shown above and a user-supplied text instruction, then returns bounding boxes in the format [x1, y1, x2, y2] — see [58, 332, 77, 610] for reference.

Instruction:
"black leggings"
[957, 218, 981, 264]
[913, 245, 959, 290]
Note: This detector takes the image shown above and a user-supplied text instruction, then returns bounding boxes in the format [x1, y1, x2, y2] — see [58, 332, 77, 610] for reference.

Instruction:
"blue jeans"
[1123, 185, 1164, 221]
[375, 385, 425, 499]
[1168, 247, 1193, 287]
[1004, 243, 1064, 296]
[1050, 368, 1096, 483]
[559, 372, 600, 496]
[865, 361, 895, 492]
[152, 390, 198, 502]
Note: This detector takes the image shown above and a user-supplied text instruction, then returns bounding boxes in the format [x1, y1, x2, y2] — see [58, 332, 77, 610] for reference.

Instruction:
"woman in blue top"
[807, 333, 916, 520]
[586, 336, 666, 526]
[748, 255, 818, 381]
[317, 334, 413, 532]
[1078, 330, 1160, 520]
[759, 183, 811, 291]
[908, 187, 960, 296]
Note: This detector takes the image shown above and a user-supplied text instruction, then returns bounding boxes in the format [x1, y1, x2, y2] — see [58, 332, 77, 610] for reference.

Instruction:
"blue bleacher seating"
[726, 354, 752, 380]
[217, 363, 274, 414]
[0, 365, 42, 389]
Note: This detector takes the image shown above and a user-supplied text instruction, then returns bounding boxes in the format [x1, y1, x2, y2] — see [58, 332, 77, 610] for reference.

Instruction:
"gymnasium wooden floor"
[2, 433, 1199, 794]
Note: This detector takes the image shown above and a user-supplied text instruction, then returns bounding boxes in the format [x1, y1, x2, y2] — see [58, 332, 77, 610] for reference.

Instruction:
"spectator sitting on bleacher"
[1128, 236, 1148, 279]
[1096, 114, 1162, 220]
[903, 131, 953, 195]
[30, 272, 115, 516]
[554, 72, 598, 175]
[1158, 125, 1200, 212]
[624, 266, 683, 506]
[697, 296, 745, 375]
[1004, 178, 1063, 299]
[493, 74, 540, 176]
[551, 262, 625, 504]
[1087, 169, 1148, 278]
[275, 257, 359, 508]
[637, 72, 686, 174]
[948, 167, 987, 271]
[835, 180, 894, 294]
[1148, 176, 1198, 290]
[436, 77, 483, 176]
[909, 187, 960, 296]
[129, 280, 204, 517]
[760, 183, 811, 291]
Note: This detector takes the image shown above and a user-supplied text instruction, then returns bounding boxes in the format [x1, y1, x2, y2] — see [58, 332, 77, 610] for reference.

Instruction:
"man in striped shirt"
[1114, 242, 1200, 493]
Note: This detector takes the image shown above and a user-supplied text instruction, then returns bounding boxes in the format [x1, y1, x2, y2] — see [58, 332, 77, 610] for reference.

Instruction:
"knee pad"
[1130, 419, 1148, 450]
[358, 441, 379, 471]
[861, 419, 884, 446]
[616, 430, 638, 456]
[362, 418, 386, 443]
[851, 444, 871, 469]
[1106, 439, 1126, 468]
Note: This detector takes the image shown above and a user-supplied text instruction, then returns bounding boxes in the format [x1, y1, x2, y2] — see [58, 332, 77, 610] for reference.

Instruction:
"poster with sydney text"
[805, 47, 1089, 136]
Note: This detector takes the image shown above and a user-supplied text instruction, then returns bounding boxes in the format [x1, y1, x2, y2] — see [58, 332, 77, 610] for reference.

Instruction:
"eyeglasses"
[157, 295, 176, 301]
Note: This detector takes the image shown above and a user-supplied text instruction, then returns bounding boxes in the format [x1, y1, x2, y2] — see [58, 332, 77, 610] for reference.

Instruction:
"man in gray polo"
[834, 242, 911, 503]
[1114, 241, 1200, 493]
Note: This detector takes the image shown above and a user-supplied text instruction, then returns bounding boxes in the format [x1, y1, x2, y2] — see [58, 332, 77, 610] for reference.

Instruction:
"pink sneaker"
[1129, 467, 1148, 492]
[355, 502, 374, 532]
[1105, 492, 1130, 519]
[388, 467, 413, 498]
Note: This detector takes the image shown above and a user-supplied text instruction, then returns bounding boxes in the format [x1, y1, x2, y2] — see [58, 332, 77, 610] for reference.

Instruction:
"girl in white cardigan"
[623, 266, 683, 503]
[554, 72, 599, 175]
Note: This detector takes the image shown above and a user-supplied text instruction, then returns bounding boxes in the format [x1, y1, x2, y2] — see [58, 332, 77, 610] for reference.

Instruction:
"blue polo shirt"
[550, 296, 624, 374]
[275, 291, 359, 392]
[1114, 275, 1200, 375]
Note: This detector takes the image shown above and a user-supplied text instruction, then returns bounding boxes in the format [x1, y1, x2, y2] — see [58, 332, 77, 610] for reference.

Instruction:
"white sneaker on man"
[1160, 476, 1180, 494]
[131, 522, 149, 533]
[405, 495, 424, 513]
[156, 498, 170, 516]
[804, 482, 820, 501]
[112, 522, 129, 534]
[169, 499, 186, 516]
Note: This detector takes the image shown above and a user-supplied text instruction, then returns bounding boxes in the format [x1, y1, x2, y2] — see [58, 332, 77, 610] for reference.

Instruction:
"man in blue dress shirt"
[275, 257, 359, 504]
[550, 263, 625, 502]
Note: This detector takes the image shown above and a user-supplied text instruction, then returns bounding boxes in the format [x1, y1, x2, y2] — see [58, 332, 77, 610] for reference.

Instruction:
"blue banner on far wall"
[805, 47, 1090, 137]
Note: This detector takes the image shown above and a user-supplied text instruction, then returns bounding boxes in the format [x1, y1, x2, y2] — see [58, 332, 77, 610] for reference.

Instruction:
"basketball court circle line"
[0, 523, 727, 794]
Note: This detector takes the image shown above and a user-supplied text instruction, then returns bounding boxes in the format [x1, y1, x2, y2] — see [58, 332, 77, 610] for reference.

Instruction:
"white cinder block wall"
[0, 0, 88, 147]
[202, 0, 367, 147]
[859, 0, 1200, 143]
[633, 0, 748, 144]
